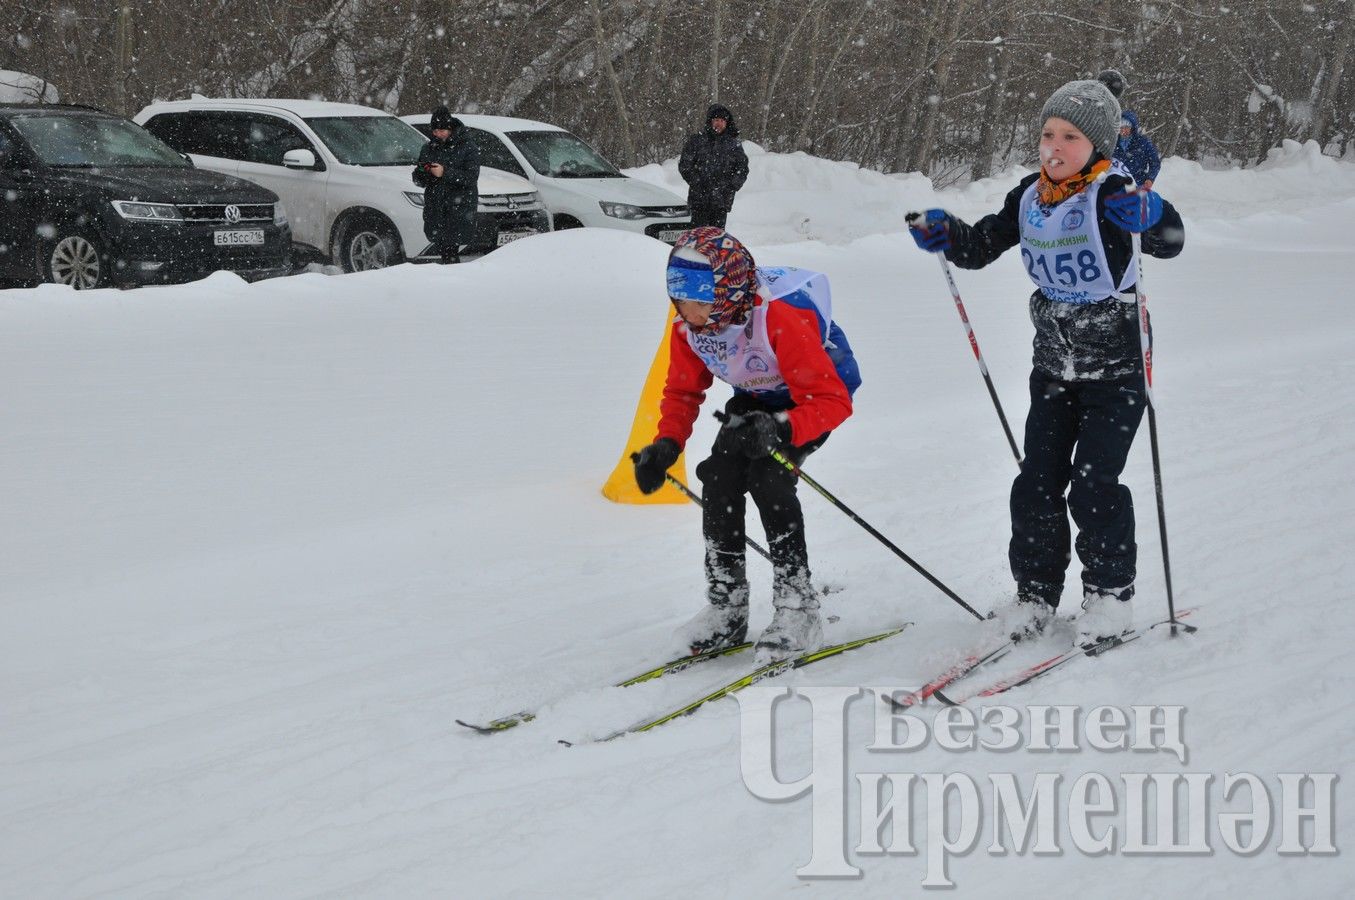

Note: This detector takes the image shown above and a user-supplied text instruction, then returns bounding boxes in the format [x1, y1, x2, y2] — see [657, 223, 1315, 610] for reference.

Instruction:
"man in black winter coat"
[412, 106, 480, 263]
[678, 104, 750, 228]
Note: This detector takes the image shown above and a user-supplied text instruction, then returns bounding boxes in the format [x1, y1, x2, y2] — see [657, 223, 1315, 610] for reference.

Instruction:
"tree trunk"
[708, 0, 723, 102]
[114, 3, 132, 114]
[793, 1, 871, 151]
[758, 0, 821, 142]
[1088, 0, 1118, 71]
[892, 9, 944, 172]
[911, 0, 967, 175]
[971, 7, 1015, 181]
[591, 0, 637, 166]
[1311, 0, 1354, 150]
[1166, 79, 1192, 158]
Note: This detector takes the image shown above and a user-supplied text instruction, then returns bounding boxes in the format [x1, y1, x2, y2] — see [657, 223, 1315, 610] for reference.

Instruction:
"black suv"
[0, 105, 290, 288]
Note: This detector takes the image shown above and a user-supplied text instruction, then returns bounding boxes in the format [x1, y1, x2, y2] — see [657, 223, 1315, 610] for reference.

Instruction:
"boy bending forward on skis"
[632, 227, 861, 664]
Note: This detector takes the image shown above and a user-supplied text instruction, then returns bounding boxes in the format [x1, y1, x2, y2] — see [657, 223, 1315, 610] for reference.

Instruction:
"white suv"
[136, 99, 549, 271]
[403, 113, 691, 242]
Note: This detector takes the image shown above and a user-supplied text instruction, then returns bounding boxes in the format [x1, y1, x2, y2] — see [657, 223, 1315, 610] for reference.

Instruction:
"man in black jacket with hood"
[412, 106, 480, 263]
[678, 104, 750, 228]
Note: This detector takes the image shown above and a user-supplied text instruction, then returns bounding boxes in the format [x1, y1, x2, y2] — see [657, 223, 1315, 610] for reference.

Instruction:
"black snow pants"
[696, 395, 827, 604]
[1009, 370, 1147, 606]
[690, 205, 729, 229]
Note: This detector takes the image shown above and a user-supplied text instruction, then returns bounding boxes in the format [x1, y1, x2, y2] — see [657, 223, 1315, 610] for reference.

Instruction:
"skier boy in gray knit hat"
[903, 79, 1185, 648]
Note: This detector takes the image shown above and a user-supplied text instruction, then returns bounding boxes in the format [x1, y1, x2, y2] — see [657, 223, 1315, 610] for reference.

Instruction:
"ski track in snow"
[3, 141, 1353, 897]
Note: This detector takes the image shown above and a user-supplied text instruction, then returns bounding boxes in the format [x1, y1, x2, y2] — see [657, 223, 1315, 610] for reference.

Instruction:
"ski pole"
[1131, 215, 1192, 636]
[906, 213, 1022, 466]
[713, 412, 983, 621]
[630, 452, 773, 562]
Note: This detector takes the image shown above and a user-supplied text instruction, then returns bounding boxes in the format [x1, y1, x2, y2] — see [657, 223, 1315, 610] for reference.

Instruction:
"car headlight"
[599, 201, 648, 220]
[404, 191, 425, 208]
[273, 203, 288, 226]
[111, 200, 182, 222]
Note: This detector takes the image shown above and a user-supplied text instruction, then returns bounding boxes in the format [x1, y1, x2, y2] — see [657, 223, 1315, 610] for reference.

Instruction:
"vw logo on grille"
[224, 205, 242, 224]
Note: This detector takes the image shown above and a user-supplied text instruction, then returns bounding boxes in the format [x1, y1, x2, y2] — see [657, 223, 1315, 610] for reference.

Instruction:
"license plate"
[657, 228, 687, 243]
[496, 230, 532, 246]
[214, 229, 264, 247]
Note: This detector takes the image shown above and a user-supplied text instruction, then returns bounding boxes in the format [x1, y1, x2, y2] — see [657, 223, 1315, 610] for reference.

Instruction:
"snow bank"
[628, 144, 943, 245]
[1160, 139, 1355, 218]
[628, 139, 1355, 247]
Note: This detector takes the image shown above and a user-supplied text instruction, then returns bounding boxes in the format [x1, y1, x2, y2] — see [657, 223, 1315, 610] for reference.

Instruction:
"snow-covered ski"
[564, 623, 912, 745]
[455, 640, 753, 734]
[932, 608, 1197, 706]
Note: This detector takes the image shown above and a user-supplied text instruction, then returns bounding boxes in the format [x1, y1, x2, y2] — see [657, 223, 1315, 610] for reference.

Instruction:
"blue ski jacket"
[1113, 111, 1161, 185]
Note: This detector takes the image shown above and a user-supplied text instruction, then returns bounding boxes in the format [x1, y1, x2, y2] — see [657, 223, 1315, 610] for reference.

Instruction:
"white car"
[135, 99, 549, 271]
[403, 113, 691, 242]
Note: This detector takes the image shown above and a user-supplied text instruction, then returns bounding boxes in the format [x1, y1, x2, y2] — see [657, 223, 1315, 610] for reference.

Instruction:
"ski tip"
[933, 688, 959, 707]
[557, 738, 574, 748]
[457, 716, 529, 734]
[455, 719, 492, 734]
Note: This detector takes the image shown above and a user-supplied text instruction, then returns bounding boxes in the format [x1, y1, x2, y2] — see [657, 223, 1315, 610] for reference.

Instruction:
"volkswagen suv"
[0, 104, 290, 288]
[137, 99, 549, 271]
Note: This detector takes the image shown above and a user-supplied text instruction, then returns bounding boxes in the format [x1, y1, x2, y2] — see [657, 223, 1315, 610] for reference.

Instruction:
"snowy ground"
[3, 141, 1352, 897]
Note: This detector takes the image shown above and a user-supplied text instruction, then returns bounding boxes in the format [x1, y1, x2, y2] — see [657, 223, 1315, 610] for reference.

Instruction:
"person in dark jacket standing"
[906, 79, 1184, 647]
[678, 105, 750, 229]
[412, 106, 479, 263]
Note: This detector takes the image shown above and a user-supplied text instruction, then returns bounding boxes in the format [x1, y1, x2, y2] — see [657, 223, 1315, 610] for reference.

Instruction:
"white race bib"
[1017, 178, 1136, 304]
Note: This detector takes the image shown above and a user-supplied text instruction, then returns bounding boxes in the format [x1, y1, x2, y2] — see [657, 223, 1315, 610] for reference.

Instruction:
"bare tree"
[0, 0, 1345, 175]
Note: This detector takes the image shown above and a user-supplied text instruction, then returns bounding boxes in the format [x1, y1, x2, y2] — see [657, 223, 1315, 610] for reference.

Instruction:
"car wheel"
[552, 215, 583, 231]
[336, 216, 401, 273]
[46, 231, 108, 290]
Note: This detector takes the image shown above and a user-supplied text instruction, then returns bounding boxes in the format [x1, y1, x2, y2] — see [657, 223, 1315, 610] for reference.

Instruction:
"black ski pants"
[696, 396, 826, 600]
[690, 205, 729, 229]
[1009, 370, 1146, 606]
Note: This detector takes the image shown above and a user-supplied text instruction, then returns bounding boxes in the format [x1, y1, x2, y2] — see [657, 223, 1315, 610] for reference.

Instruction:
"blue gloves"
[1105, 189, 1163, 232]
[907, 209, 952, 252]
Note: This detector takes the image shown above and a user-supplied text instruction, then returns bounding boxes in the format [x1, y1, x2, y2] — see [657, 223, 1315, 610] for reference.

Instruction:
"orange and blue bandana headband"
[666, 227, 757, 335]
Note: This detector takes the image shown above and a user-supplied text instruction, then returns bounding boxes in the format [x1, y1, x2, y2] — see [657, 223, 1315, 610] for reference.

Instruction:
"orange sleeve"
[765, 303, 853, 445]
[654, 320, 715, 448]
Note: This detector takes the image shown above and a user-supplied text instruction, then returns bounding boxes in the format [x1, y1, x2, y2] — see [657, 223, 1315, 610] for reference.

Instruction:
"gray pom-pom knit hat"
[1039, 79, 1122, 160]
